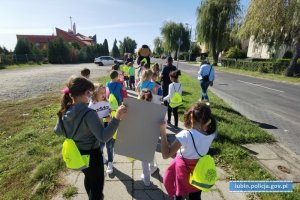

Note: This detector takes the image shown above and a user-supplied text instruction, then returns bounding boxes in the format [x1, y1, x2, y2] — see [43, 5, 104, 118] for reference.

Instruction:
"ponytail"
[57, 93, 73, 118]
[183, 102, 216, 135]
[169, 70, 181, 81]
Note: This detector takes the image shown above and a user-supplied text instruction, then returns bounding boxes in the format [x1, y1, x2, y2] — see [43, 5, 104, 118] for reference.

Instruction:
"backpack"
[169, 84, 183, 108]
[202, 65, 212, 82]
[60, 110, 93, 170]
[180, 130, 218, 192]
[108, 83, 119, 111]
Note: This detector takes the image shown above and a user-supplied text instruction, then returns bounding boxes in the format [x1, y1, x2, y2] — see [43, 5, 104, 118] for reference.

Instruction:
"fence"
[0, 54, 45, 66]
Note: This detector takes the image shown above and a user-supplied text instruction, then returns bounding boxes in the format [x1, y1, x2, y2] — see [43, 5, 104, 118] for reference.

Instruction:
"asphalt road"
[153, 58, 300, 155]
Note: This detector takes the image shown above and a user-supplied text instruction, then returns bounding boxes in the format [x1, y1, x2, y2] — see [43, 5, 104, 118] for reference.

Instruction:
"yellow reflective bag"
[180, 130, 217, 192]
[60, 110, 93, 170]
[189, 155, 217, 192]
[169, 84, 182, 108]
[62, 139, 90, 170]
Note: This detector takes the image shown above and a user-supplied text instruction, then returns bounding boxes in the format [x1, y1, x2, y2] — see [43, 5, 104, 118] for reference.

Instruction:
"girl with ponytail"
[54, 76, 127, 199]
[160, 102, 217, 200]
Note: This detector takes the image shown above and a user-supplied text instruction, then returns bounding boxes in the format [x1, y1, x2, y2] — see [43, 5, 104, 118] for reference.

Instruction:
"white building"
[247, 36, 291, 59]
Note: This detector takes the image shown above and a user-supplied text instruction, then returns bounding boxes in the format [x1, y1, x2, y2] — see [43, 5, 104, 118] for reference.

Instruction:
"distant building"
[16, 24, 96, 49]
[247, 36, 291, 59]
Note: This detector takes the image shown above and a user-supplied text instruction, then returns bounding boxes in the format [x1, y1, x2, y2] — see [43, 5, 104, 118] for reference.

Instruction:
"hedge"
[220, 58, 293, 74]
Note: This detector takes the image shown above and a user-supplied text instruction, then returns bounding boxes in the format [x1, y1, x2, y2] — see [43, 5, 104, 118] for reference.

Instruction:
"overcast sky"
[0, 0, 250, 51]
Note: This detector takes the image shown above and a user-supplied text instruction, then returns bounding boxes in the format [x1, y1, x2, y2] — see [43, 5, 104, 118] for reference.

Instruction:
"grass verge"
[0, 62, 43, 70]
[180, 73, 300, 199]
[216, 66, 300, 85]
[62, 186, 78, 199]
[0, 74, 299, 199]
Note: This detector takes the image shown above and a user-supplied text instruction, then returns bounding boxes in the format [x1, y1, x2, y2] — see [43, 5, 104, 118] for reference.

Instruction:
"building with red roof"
[16, 24, 96, 49]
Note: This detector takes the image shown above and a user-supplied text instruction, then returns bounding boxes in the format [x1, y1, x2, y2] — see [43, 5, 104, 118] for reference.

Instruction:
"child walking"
[106, 70, 126, 106]
[160, 102, 217, 200]
[139, 89, 159, 186]
[163, 70, 182, 130]
[128, 62, 135, 90]
[136, 69, 157, 94]
[54, 76, 127, 200]
[88, 84, 115, 174]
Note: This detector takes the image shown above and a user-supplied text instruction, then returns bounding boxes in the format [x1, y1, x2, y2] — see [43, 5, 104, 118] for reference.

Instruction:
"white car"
[94, 56, 123, 66]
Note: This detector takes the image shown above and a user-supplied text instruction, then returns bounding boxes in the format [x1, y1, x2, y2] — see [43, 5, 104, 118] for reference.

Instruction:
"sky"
[0, 0, 250, 52]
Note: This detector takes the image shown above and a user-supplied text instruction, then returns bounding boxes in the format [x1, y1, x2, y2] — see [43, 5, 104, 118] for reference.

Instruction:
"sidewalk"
[52, 90, 247, 200]
[52, 124, 246, 200]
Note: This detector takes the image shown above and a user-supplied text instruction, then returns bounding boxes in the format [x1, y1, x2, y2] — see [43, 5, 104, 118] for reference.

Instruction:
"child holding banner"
[160, 102, 217, 200]
[139, 89, 159, 186]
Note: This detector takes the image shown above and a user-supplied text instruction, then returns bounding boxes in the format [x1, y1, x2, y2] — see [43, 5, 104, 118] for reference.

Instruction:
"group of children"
[61, 62, 216, 199]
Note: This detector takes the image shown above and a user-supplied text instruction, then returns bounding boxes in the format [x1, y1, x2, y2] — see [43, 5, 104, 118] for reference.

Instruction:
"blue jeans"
[200, 80, 210, 101]
[100, 138, 115, 163]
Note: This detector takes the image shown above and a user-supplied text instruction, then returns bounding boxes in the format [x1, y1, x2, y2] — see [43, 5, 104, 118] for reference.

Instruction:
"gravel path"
[0, 63, 111, 101]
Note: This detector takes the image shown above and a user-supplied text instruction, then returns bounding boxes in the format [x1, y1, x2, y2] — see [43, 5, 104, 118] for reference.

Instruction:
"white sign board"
[115, 98, 167, 162]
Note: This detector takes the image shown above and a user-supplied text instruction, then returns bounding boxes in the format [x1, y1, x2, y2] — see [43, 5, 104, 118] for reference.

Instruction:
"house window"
[35, 43, 40, 47]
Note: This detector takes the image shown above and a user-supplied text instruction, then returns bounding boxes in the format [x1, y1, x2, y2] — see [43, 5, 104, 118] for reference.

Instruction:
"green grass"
[0, 62, 43, 70]
[0, 94, 64, 200]
[216, 66, 300, 85]
[62, 186, 78, 199]
[179, 73, 300, 199]
[0, 75, 299, 199]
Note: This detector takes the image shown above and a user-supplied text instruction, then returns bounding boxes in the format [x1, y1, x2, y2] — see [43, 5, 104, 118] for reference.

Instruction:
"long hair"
[57, 76, 94, 117]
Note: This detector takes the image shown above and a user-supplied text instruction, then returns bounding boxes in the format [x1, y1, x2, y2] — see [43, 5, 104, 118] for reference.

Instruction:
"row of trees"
[196, 0, 299, 76]
[154, 0, 299, 76]
[1, 36, 137, 65]
[153, 21, 201, 61]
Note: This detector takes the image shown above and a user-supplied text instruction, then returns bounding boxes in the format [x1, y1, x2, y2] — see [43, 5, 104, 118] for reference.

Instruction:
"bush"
[221, 58, 290, 74]
[224, 46, 247, 59]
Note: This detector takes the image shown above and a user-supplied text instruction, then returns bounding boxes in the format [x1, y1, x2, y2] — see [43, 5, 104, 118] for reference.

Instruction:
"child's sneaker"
[106, 162, 113, 174]
[173, 126, 179, 131]
[141, 174, 151, 187]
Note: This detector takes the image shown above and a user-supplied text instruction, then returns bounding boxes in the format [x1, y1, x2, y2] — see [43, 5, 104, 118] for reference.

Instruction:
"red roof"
[16, 35, 56, 43]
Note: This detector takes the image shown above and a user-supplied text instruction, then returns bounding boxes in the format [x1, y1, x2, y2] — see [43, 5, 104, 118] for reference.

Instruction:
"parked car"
[94, 56, 123, 66]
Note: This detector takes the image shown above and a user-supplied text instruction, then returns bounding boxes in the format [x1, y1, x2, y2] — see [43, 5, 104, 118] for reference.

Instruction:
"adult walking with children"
[197, 60, 215, 102]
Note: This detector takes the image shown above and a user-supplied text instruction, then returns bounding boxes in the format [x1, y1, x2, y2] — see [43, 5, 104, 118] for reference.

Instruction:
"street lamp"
[185, 23, 192, 61]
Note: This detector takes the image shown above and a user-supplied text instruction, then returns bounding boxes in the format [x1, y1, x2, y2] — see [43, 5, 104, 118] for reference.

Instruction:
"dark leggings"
[80, 148, 104, 200]
[164, 101, 179, 127]
[176, 191, 202, 200]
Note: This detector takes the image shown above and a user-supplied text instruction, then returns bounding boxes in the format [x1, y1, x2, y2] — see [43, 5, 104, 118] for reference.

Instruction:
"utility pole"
[185, 23, 192, 61]
[176, 30, 183, 69]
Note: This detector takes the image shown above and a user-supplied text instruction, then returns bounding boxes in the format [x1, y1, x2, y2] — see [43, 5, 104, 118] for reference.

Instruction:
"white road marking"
[237, 80, 285, 93]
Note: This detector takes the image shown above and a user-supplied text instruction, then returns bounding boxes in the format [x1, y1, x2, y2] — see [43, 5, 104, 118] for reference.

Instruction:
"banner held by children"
[115, 98, 167, 162]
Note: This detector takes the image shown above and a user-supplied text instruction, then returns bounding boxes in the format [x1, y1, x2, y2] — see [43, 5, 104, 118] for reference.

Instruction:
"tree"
[239, 0, 300, 76]
[48, 38, 70, 64]
[153, 37, 164, 55]
[103, 39, 109, 56]
[161, 21, 190, 58]
[111, 39, 120, 58]
[196, 0, 240, 64]
[14, 38, 32, 54]
[119, 36, 137, 55]
[0, 46, 9, 54]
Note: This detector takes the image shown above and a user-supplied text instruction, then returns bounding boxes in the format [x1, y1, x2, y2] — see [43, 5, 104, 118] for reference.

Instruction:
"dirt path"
[0, 63, 111, 101]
